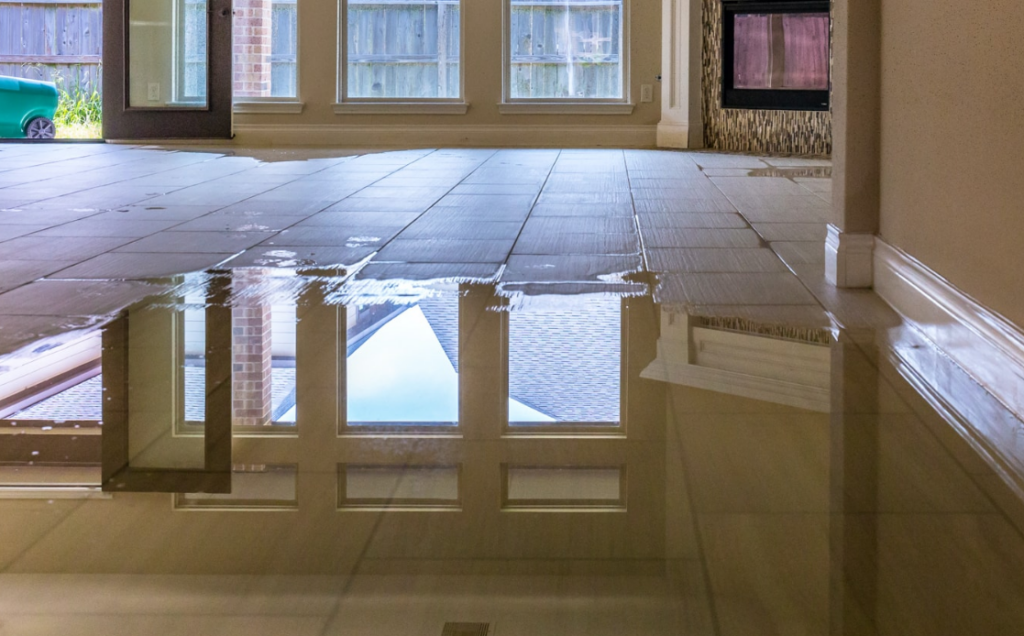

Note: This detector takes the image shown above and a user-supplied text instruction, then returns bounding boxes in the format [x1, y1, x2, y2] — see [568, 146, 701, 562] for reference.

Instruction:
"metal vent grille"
[442, 623, 490, 636]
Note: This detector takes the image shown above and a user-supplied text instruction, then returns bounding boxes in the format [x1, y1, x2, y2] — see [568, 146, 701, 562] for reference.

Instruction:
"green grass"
[54, 87, 102, 139]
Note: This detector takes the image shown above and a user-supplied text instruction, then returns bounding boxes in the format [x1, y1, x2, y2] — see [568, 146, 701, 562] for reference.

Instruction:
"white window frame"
[334, 0, 469, 114]
[232, 0, 305, 114]
[500, 0, 633, 114]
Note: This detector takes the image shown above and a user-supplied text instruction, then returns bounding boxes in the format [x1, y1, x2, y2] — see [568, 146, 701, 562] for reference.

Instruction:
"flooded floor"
[0, 146, 1023, 635]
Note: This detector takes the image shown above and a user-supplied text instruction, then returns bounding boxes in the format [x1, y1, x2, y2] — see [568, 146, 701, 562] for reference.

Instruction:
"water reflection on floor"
[1, 268, 1023, 636]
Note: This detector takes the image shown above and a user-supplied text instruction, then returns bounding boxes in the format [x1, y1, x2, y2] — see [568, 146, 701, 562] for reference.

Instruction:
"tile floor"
[0, 144, 832, 351]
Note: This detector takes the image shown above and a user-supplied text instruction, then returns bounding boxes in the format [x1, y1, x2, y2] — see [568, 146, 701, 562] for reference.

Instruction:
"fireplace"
[721, 0, 830, 111]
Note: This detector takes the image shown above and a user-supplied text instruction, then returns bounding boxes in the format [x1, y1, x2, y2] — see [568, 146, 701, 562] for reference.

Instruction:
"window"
[506, 0, 626, 101]
[342, 0, 462, 100]
[233, 0, 299, 99]
[179, 0, 208, 103]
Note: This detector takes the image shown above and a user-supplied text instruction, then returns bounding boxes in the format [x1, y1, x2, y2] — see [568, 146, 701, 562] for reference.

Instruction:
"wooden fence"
[0, 0, 102, 95]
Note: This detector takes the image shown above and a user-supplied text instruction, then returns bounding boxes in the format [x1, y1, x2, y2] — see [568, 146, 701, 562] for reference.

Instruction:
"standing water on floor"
[1, 267, 1024, 636]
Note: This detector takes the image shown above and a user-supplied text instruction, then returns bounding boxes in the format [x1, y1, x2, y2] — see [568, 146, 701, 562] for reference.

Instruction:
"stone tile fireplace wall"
[701, 0, 832, 155]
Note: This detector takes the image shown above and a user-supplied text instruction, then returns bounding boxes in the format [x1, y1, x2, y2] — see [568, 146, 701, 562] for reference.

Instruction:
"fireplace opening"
[721, 0, 830, 111]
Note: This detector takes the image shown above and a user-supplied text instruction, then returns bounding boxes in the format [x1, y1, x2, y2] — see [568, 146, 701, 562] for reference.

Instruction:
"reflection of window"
[233, 0, 299, 99]
[344, 0, 461, 99]
[507, 296, 621, 428]
[344, 297, 460, 430]
[502, 466, 625, 510]
[174, 464, 298, 509]
[183, 299, 297, 429]
[338, 465, 461, 509]
[508, 0, 625, 100]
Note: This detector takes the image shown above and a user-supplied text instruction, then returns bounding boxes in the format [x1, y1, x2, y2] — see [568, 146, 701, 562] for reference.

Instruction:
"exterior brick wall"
[233, 0, 272, 97]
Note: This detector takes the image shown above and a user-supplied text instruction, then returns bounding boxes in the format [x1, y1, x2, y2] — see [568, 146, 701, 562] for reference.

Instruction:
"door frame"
[102, 0, 234, 139]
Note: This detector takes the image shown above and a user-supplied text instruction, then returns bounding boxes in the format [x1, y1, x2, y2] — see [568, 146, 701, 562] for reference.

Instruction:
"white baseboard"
[825, 224, 874, 288]
[655, 122, 692, 149]
[874, 238, 1024, 422]
[232, 124, 658, 148]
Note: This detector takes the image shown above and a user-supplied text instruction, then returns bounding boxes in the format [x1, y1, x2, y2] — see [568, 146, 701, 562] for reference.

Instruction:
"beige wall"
[234, 0, 664, 146]
[878, 0, 1024, 326]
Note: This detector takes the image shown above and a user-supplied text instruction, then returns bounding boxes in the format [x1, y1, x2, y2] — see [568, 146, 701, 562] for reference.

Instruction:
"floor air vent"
[442, 623, 490, 636]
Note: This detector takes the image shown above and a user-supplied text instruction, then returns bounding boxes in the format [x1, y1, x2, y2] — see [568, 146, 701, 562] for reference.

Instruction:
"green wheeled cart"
[0, 75, 60, 139]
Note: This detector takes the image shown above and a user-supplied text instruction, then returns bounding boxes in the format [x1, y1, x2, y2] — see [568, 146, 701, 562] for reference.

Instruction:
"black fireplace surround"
[721, 0, 830, 111]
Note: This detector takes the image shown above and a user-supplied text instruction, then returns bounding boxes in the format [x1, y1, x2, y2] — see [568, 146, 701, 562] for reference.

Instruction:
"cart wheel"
[24, 117, 56, 140]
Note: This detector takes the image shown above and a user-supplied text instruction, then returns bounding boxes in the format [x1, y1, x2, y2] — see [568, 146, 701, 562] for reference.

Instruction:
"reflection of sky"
[347, 305, 553, 423]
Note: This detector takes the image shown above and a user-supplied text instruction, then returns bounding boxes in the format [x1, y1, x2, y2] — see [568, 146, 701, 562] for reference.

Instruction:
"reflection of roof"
[14, 298, 621, 424]
[14, 367, 296, 423]
[421, 296, 621, 422]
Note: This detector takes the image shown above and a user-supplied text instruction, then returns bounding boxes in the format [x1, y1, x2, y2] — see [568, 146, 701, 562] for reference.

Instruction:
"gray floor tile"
[513, 232, 640, 255]
[637, 213, 748, 229]
[0, 260, 79, 292]
[87, 205, 223, 222]
[503, 254, 643, 282]
[295, 212, 420, 228]
[521, 217, 637, 234]
[0, 209, 100, 225]
[0, 224, 48, 241]
[642, 228, 763, 249]
[223, 245, 375, 268]
[347, 186, 451, 200]
[114, 231, 275, 253]
[212, 200, 336, 216]
[656, 273, 818, 305]
[323, 198, 435, 214]
[771, 241, 826, 266]
[263, 226, 399, 246]
[0, 280, 162, 316]
[51, 252, 233, 279]
[170, 215, 303, 232]
[633, 198, 737, 214]
[750, 223, 828, 241]
[355, 262, 502, 281]
[34, 218, 183, 238]
[432, 194, 536, 212]
[376, 238, 515, 263]
[531, 202, 634, 217]
[646, 248, 788, 273]
[397, 220, 524, 240]
[0, 236, 136, 261]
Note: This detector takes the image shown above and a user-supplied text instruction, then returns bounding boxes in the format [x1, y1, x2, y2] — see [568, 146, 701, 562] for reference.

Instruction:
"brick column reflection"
[232, 271, 273, 427]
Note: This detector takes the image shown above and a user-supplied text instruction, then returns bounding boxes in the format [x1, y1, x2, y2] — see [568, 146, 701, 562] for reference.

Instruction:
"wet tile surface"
[1, 146, 1023, 635]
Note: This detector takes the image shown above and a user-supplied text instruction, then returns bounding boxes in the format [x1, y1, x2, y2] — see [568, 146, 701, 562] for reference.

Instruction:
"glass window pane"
[509, 0, 622, 99]
[233, 0, 298, 98]
[128, 0, 208, 107]
[346, 0, 461, 99]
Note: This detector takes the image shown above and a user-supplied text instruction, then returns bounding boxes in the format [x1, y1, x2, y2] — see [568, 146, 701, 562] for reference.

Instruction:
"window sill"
[333, 101, 469, 115]
[233, 101, 305, 115]
[498, 102, 635, 115]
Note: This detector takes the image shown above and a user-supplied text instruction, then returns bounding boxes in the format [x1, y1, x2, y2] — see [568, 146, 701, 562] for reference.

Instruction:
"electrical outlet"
[640, 84, 654, 103]
[147, 83, 160, 101]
